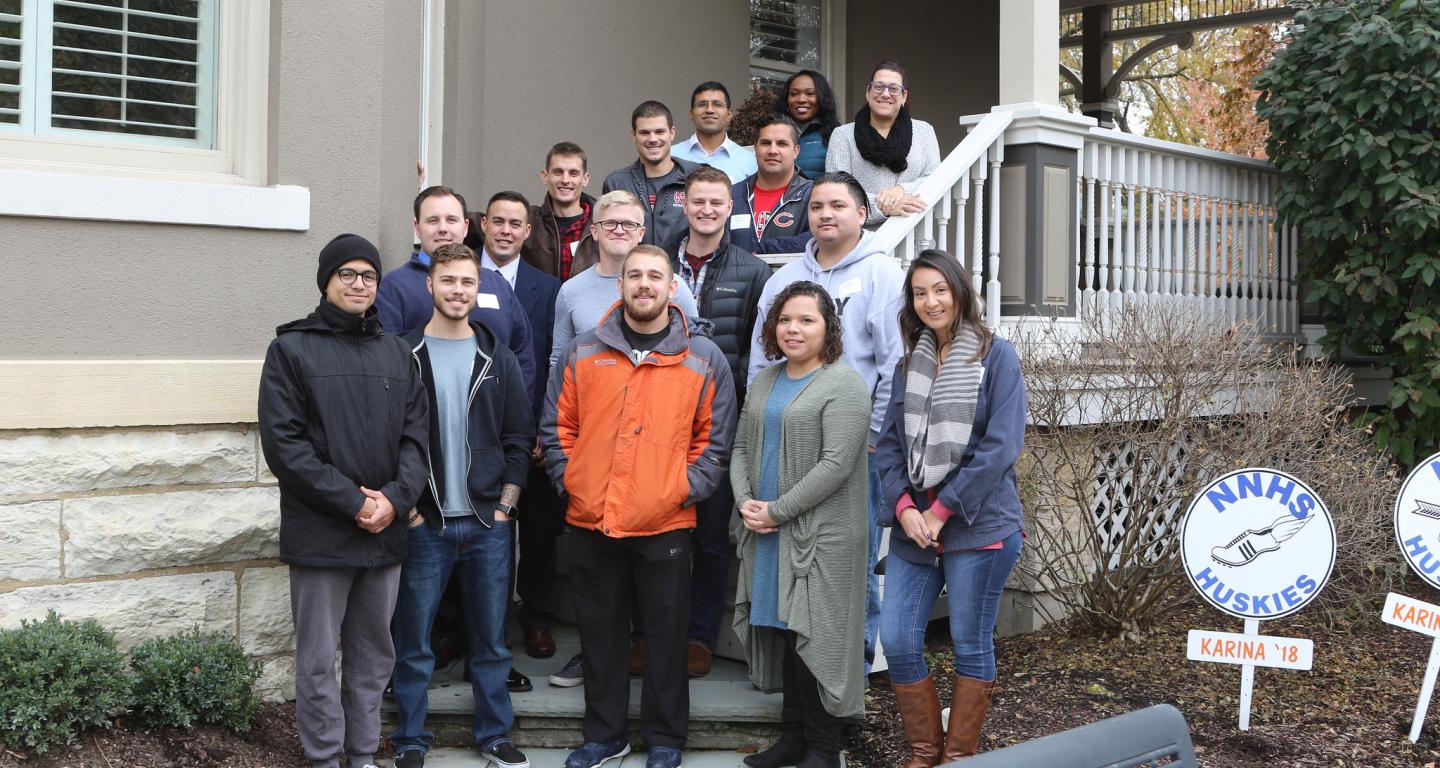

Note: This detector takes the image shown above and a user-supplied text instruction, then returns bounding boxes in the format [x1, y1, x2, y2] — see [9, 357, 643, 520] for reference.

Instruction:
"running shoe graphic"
[1210, 514, 1312, 567]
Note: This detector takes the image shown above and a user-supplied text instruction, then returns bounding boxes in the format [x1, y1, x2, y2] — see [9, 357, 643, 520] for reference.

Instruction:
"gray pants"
[290, 564, 402, 768]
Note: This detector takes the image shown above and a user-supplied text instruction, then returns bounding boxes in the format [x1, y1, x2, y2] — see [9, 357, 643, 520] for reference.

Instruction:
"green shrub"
[128, 629, 262, 732]
[0, 611, 130, 754]
[1255, 0, 1440, 465]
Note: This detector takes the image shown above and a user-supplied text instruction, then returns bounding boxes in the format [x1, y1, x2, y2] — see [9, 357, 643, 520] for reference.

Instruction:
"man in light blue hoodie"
[746, 171, 904, 671]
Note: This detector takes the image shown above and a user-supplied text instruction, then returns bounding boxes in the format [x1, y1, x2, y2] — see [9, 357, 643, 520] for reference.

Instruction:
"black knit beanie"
[317, 233, 383, 292]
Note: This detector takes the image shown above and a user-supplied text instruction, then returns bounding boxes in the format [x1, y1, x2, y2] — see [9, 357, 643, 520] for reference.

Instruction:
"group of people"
[257, 60, 1025, 768]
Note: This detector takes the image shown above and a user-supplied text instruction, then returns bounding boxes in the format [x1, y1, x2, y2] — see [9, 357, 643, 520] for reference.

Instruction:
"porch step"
[383, 623, 782, 750]
[401, 746, 845, 768]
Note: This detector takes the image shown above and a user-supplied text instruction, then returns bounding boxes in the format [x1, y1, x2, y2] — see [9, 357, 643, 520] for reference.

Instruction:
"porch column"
[998, 0, 1060, 107]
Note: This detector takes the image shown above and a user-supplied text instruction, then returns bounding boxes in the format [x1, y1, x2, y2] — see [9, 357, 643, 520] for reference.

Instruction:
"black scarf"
[853, 104, 913, 174]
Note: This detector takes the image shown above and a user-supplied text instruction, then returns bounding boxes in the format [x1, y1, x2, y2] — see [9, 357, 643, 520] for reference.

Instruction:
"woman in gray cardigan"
[826, 59, 941, 227]
[732, 281, 871, 768]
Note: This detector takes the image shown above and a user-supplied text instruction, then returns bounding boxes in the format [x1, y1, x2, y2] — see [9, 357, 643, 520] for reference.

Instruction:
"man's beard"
[624, 294, 667, 324]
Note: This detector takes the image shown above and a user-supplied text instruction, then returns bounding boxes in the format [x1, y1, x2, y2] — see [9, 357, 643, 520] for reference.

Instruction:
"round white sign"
[1395, 452, 1440, 590]
[1180, 468, 1335, 620]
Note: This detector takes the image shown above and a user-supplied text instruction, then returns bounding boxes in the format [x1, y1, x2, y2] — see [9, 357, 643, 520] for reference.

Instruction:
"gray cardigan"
[730, 361, 871, 719]
[825, 118, 942, 226]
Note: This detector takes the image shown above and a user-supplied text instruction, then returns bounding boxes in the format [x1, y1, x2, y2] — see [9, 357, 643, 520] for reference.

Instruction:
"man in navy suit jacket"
[471, 192, 565, 661]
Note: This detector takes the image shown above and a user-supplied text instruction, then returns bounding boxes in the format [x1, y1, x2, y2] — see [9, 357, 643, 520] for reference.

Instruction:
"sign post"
[1387, 452, 1440, 742]
[1180, 468, 1335, 731]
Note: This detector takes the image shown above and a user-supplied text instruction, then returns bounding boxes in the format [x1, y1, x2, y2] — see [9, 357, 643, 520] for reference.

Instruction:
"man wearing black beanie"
[259, 233, 430, 768]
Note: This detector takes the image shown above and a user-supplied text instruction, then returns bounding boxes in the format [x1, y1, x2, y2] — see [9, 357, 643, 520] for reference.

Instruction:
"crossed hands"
[877, 185, 926, 217]
[739, 499, 778, 534]
[898, 506, 945, 549]
[355, 486, 397, 534]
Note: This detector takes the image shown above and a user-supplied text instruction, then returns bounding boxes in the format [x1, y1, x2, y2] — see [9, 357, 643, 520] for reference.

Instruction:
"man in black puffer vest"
[258, 233, 430, 768]
[666, 165, 771, 677]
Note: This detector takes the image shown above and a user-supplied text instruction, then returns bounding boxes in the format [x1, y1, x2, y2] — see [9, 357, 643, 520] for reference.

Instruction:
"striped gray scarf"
[904, 326, 983, 489]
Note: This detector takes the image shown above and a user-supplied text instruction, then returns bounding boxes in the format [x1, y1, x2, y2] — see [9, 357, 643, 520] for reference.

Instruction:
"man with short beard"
[541, 245, 736, 768]
[259, 234, 430, 768]
[390, 243, 534, 768]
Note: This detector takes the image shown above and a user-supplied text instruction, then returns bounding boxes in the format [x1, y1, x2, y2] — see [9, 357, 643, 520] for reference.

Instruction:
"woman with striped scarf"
[875, 249, 1028, 765]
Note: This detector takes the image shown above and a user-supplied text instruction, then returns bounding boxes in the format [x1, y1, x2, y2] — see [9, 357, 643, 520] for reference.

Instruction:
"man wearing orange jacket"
[540, 244, 736, 768]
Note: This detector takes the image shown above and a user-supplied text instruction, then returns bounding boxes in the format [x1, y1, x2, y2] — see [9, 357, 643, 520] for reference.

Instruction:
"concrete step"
[384, 623, 782, 750]
[395, 746, 846, 768]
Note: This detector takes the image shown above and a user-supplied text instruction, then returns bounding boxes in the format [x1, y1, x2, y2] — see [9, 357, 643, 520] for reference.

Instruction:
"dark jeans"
[290, 563, 401, 768]
[687, 481, 734, 649]
[517, 463, 564, 628]
[391, 516, 514, 754]
[569, 527, 692, 748]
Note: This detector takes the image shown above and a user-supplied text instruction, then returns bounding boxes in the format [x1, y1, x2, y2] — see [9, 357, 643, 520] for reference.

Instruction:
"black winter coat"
[404, 321, 535, 529]
[258, 301, 430, 568]
[673, 240, 772, 404]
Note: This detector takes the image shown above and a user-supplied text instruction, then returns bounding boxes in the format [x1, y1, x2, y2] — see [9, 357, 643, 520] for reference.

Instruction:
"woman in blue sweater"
[876, 249, 1026, 766]
[781, 69, 840, 180]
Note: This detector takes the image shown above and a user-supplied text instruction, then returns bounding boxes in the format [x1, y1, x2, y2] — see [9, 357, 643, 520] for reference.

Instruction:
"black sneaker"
[394, 750, 426, 768]
[480, 740, 530, 768]
[507, 668, 533, 692]
[548, 653, 583, 687]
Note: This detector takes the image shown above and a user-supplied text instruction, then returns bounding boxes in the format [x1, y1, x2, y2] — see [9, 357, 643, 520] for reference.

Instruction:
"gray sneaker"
[549, 653, 584, 687]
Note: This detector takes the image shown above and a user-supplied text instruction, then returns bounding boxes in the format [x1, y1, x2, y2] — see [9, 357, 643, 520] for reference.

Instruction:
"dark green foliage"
[128, 629, 262, 732]
[0, 611, 129, 754]
[1255, 0, 1440, 465]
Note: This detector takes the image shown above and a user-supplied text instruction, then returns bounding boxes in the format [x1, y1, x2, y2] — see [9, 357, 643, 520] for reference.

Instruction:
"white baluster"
[1082, 143, 1098, 314]
[972, 157, 987, 300]
[1123, 146, 1138, 307]
[1220, 167, 1235, 323]
[987, 139, 1004, 329]
[1139, 151, 1153, 305]
[936, 185, 952, 255]
[1098, 143, 1113, 316]
[955, 171, 970, 264]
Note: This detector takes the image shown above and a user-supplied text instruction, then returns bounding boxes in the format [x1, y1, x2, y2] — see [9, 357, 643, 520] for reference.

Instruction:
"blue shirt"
[672, 134, 758, 185]
[425, 335, 475, 516]
[750, 366, 820, 629]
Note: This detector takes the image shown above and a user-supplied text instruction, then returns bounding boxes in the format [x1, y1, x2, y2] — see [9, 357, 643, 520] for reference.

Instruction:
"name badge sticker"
[836, 277, 863, 298]
[730, 213, 752, 231]
[476, 293, 501, 310]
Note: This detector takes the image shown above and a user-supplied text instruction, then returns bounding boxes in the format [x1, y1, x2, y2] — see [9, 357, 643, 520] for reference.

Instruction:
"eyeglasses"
[867, 81, 906, 97]
[336, 268, 379, 286]
[596, 219, 643, 233]
[693, 99, 729, 110]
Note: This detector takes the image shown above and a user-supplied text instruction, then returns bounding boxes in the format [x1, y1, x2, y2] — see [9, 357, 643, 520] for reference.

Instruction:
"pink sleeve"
[895, 492, 917, 519]
[929, 498, 957, 523]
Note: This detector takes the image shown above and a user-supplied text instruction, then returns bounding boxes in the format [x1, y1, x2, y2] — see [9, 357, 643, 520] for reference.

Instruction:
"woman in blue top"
[732, 281, 871, 768]
[781, 69, 840, 180]
[876, 249, 1027, 765]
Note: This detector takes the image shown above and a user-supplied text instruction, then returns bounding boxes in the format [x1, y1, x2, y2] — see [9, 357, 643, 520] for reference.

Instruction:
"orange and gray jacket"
[540, 302, 736, 537]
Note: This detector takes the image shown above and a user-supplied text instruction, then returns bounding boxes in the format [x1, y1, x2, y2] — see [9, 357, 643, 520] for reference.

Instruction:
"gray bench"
[955, 704, 1198, 767]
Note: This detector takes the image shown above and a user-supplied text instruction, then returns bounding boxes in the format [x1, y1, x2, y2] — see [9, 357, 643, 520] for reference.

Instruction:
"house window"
[1, 0, 216, 148]
[749, 0, 823, 90]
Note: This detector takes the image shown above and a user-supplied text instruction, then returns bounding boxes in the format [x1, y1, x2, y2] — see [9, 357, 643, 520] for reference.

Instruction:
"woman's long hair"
[781, 69, 840, 142]
[898, 249, 992, 363]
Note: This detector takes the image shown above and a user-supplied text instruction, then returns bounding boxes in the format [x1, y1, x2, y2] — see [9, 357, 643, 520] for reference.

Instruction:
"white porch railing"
[1079, 128, 1296, 335]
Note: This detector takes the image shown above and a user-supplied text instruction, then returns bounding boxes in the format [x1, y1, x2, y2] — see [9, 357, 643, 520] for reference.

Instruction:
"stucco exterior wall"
[0, 0, 422, 360]
[440, 1, 750, 212]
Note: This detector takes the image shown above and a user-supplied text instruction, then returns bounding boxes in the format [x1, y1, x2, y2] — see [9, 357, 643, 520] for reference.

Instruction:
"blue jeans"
[391, 516, 513, 754]
[865, 452, 883, 669]
[879, 530, 1022, 684]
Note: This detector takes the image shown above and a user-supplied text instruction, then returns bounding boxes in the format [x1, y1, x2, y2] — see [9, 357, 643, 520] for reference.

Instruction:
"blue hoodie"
[746, 231, 904, 444]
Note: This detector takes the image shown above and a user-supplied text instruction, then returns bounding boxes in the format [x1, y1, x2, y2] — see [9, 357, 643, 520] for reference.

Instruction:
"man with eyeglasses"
[547, 190, 699, 374]
[259, 234, 430, 768]
[671, 82, 756, 185]
[603, 101, 701, 253]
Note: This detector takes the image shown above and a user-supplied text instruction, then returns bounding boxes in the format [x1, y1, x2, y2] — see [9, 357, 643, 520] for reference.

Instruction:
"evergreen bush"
[0, 611, 129, 754]
[128, 628, 262, 732]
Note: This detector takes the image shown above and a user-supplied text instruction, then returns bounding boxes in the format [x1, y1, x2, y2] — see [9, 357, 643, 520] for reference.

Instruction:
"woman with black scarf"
[825, 60, 941, 227]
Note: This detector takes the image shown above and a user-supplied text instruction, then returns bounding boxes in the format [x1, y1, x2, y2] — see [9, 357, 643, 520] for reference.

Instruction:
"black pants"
[569, 527, 692, 748]
[687, 482, 734, 648]
[517, 463, 564, 627]
[778, 628, 841, 754]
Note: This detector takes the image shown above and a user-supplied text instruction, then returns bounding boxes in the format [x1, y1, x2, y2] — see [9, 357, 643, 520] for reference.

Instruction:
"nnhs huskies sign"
[1396, 453, 1440, 588]
[1181, 468, 1336, 620]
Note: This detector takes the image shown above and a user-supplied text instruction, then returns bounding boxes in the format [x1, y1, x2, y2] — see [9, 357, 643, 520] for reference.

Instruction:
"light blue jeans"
[879, 530, 1022, 683]
[390, 516, 514, 754]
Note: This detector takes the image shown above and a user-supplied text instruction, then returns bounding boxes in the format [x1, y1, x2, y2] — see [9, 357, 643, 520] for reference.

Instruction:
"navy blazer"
[513, 259, 561, 418]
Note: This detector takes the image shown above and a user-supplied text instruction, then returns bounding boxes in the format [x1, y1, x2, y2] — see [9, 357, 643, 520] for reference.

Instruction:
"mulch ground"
[843, 585, 1440, 767]
[9, 585, 1440, 767]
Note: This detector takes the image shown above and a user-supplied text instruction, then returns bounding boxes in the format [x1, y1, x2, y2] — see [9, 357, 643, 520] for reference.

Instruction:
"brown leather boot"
[942, 675, 996, 760]
[892, 676, 944, 768]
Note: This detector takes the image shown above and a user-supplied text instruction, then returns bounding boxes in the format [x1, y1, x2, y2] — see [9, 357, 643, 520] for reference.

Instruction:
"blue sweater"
[795, 121, 828, 180]
[875, 337, 1027, 563]
[375, 253, 536, 396]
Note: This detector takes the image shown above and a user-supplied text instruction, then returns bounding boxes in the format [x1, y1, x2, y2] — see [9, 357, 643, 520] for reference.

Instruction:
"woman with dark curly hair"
[731, 281, 871, 768]
[876, 249, 1026, 765]
[781, 69, 841, 180]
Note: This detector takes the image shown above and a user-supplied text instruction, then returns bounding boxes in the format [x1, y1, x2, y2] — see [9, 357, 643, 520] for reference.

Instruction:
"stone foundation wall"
[0, 425, 295, 700]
